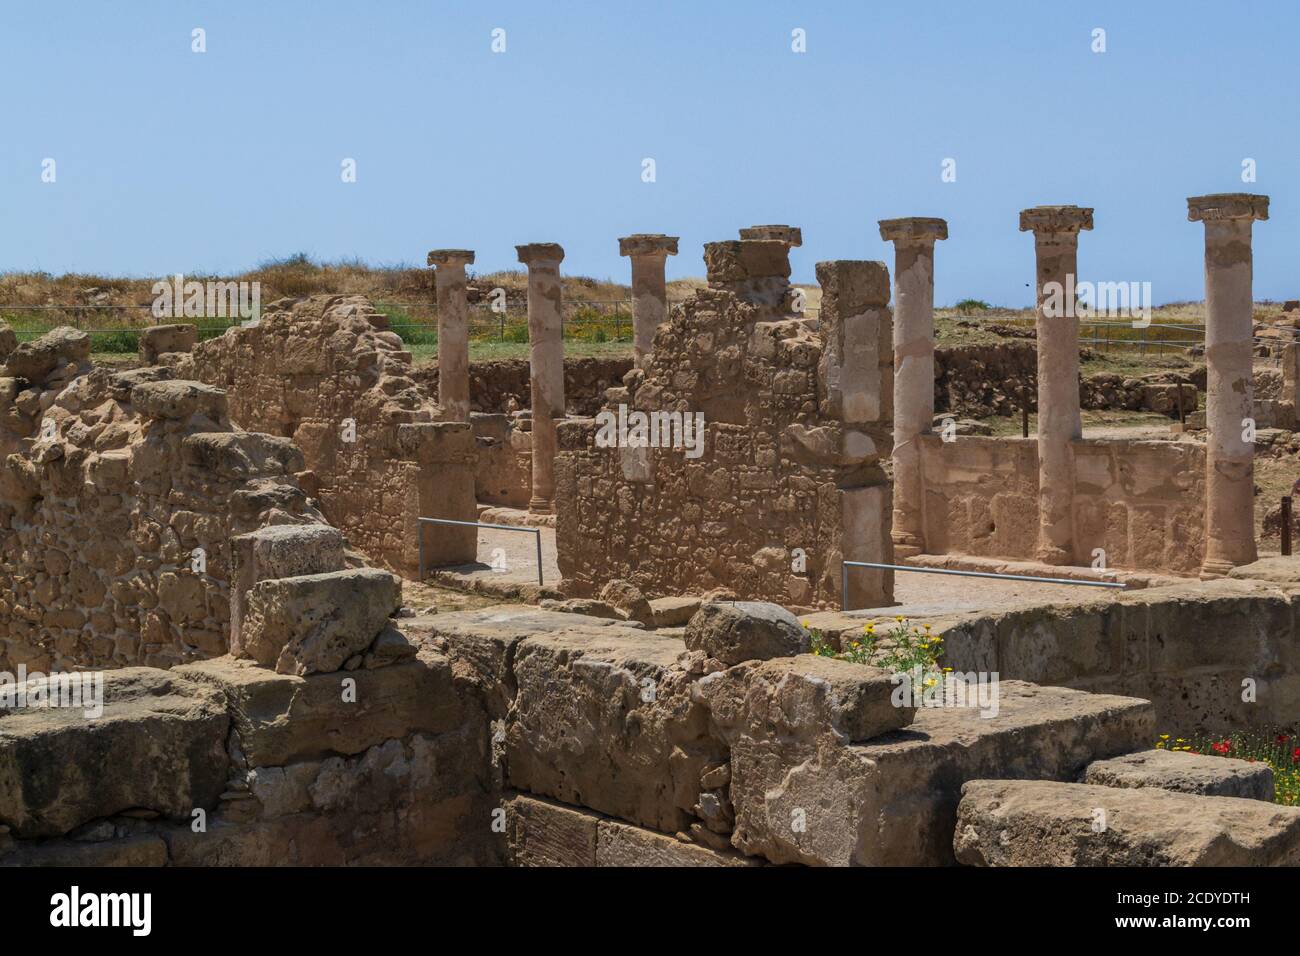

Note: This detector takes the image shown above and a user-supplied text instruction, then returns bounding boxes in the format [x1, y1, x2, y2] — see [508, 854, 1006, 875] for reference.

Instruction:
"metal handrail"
[417, 517, 543, 586]
[840, 559, 1126, 611]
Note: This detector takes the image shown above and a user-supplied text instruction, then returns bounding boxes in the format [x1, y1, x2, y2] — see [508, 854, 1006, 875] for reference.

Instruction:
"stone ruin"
[184, 295, 477, 577]
[1, 195, 1299, 868]
[556, 239, 893, 609]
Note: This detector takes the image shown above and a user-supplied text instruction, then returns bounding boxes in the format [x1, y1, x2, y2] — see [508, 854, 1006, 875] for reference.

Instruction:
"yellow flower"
[924, 678, 937, 688]
[1159, 734, 1170, 741]
[895, 615, 904, 623]
[802, 619, 811, 628]
[1155, 741, 1166, 749]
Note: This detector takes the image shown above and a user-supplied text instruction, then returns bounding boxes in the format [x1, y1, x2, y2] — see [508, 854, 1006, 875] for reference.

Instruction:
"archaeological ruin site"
[4, 196, 1300, 871]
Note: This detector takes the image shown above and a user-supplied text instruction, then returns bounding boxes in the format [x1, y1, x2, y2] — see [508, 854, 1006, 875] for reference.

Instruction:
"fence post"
[1283, 496, 1293, 557]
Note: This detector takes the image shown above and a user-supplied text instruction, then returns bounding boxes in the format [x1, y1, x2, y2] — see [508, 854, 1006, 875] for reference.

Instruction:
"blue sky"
[0, 0, 1295, 305]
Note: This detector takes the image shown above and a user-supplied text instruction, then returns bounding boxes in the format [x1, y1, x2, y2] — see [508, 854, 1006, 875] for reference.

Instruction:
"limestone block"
[1083, 748, 1274, 801]
[506, 794, 597, 867]
[650, 596, 702, 628]
[180, 432, 304, 478]
[0, 668, 229, 838]
[505, 628, 717, 833]
[130, 379, 228, 421]
[0, 324, 16, 362]
[955, 779, 1300, 866]
[139, 324, 198, 364]
[230, 524, 347, 655]
[176, 652, 463, 766]
[684, 601, 809, 665]
[4, 327, 90, 383]
[705, 680, 1153, 866]
[238, 568, 401, 675]
[598, 578, 654, 625]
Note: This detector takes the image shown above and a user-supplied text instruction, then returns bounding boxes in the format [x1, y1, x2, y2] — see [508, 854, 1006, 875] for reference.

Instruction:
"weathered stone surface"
[955, 779, 1300, 866]
[1227, 555, 1300, 584]
[684, 602, 809, 664]
[505, 794, 759, 867]
[4, 326, 90, 383]
[230, 524, 348, 655]
[131, 379, 228, 421]
[0, 833, 169, 867]
[0, 669, 228, 838]
[140, 324, 198, 364]
[599, 578, 653, 625]
[188, 294, 477, 576]
[239, 569, 401, 675]
[704, 680, 1153, 865]
[404, 606, 634, 719]
[1083, 749, 1274, 801]
[505, 629, 717, 833]
[506, 794, 597, 867]
[650, 596, 702, 628]
[0, 324, 16, 362]
[698, 654, 913, 744]
[176, 652, 464, 767]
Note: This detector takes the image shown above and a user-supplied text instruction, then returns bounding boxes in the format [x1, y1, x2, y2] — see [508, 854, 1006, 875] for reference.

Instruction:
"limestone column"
[618, 234, 678, 368]
[427, 249, 475, 422]
[878, 217, 947, 558]
[1019, 205, 1093, 565]
[1188, 193, 1268, 576]
[516, 242, 566, 514]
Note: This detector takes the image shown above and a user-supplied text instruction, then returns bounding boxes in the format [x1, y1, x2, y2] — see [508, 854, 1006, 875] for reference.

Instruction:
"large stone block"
[1083, 748, 1274, 801]
[176, 652, 464, 767]
[955, 779, 1300, 866]
[229, 524, 347, 655]
[505, 629, 717, 834]
[0, 669, 229, 838]
[684, 602, 809, 665]
[701, 679, 1153, 865]
[181, 432, 304, 479]
[4, 327, 90, 383]
[239, 568, 401, 675]
[131, 379, 228, 421]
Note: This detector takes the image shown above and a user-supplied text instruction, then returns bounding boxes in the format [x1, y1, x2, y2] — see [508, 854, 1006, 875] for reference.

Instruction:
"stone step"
[1083, 748, 1274, 801]
[955, 779, 1300, 866]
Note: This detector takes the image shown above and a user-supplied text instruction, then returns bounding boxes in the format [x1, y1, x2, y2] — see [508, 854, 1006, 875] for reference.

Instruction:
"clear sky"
[1, 0, 1295, 306]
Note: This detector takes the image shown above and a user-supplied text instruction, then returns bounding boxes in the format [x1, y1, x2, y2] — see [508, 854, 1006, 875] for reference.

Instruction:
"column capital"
[1187, 193, 1269, 223]
[739, 224, 802, 247]
[515, 242, 565, 266]
[427, 249, 475, 268]
[879, 217, 948, 244]
[618, 234, 679, 257]
[1019, 205, 1094, 235]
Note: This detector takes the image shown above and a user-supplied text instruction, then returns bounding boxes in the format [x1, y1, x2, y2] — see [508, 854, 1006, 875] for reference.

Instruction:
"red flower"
[1293, 746, 1300, 763]
[1211, 740, 1232, 755]
[1277, 735, 1290, 744]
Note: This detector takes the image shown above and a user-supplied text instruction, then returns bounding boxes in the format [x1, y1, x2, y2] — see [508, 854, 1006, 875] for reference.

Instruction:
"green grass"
[1155, 730, 1300, 806]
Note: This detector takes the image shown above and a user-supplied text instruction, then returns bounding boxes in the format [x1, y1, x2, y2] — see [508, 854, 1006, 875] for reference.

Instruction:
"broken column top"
[878, 217, 949, 243]
[1187, 193, 1270, 223]
[427, 249, 476, 267]
[739, 224, 802, 247]
[703, 240, 791, 284]
[618, 234, 680, 257]
[1018, 205, 1094, 234]
[515, 242, 565, 265]
[815, 260, 891, 311]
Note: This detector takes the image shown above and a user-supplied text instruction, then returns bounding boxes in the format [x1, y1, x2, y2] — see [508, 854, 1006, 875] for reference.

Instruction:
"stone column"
[427, 249, 475, 422]
[516, 242, 566, 514]
[1188, 193, 1268, 576]
[1019, 205, 1093, 565]
[878, 217, 947, 558]
[618, 234, 678, 368]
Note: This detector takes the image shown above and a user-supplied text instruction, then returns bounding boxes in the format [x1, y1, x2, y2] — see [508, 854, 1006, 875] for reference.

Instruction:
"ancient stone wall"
[0, 649, 501, 866]
[413, 356, 633, 418]
[554, 243, 893, 609]
[0, 329, 330, 671]
[918, 435, 1039, 558]
[187, 295, 476, 576]
[917, 434, 1205, 573]
[1072, 439, 1206, 574]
